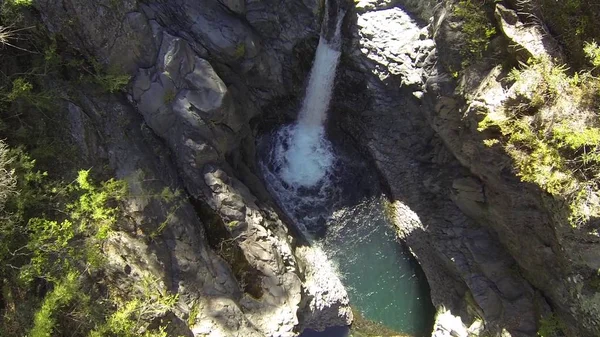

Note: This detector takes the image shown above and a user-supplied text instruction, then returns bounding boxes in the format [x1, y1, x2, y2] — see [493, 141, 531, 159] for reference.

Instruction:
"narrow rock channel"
[3, 0, 600, 336]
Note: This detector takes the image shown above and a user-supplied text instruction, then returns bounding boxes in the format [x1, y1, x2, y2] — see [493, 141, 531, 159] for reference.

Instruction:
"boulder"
[495, 4, 562, 62]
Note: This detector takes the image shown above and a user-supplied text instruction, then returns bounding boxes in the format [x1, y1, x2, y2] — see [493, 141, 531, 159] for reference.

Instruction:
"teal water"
[321, 197, 434, 336]
[258, 125, 435, 336]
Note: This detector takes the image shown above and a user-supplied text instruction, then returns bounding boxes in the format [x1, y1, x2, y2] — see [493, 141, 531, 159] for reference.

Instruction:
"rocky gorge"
[1, 0, 600, 336]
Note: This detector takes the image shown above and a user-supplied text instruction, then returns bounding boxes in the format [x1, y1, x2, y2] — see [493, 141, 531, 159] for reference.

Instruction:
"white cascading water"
[259, 6, 436, 336]
[278, 12, 344, 188]
[258, 6, 346, 232]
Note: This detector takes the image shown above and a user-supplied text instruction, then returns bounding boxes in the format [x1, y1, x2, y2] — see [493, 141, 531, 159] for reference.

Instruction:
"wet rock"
[432, 309, 470, 337]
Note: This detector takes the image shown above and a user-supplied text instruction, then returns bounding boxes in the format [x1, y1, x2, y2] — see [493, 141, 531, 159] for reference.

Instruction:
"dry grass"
[0, 24, 34, 51]
[0, 140, 16, 212]
[0, 25, 11, 45]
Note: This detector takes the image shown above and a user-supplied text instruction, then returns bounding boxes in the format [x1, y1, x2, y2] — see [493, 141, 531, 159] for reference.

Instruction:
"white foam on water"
[280, 125, 333, 187]
[258, 7, 345, 231]
[279, 17, 343, 188]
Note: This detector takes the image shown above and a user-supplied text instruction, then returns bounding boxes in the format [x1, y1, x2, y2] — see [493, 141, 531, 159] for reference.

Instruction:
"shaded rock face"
[337, 3, 541, 336]
[347, 2, 599, 337]
[419, 4, 600, 337]
[33, 0, 600, 337]
[36, 0, 353, 336]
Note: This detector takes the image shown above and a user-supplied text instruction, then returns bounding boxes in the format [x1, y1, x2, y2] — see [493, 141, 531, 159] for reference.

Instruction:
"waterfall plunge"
[279, 13, 344, 188]
[258, 7, 345, 232]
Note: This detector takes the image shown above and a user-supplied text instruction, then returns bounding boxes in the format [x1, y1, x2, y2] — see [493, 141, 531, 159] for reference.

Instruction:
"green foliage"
[584, 41, 600, 68]
[29, 272, 79, 337]
[536, 0, 600, 68]
[89, 276, 178, 337]
[163, 89, 176, 104]
[0, 4, 177, 337]
[0, 141, 16, 211]
[6, 0, 32, 6]
[91, 61, 131, 93]
[73, 169, 127, 239]
[453, 0, 496, 67]
[233, 42, 246, 59]
[537, 314, 563, 337]
[13, 168, 127, 284]
[187, 301, 200, 327]
[0, 146, 179, 337]
[479, 54, 600, 228]
[1, 0, 33, 26]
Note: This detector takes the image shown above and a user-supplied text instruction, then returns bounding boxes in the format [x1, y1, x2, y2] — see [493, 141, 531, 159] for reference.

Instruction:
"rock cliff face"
[337, 1, 541, 336]
[34, 0, 352, 335]
[336, 0, 600, 336]
[30, 0, 600, 336]
[420, 4, 600, 336]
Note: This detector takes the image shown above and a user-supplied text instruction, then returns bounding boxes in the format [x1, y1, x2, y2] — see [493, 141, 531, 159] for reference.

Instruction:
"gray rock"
[66, 93, 266, 337]
[132, 32, 240, 196]
[36, 0, 157, 73]
[420, 3, 600, 336]
[354, 7, 433, 89]
[37, 0, 352, 334]
[495, 4, 562, 62]
[219, 0, 245, 15]
[344, 3, 541, 336]
[296, 246, 353, 331]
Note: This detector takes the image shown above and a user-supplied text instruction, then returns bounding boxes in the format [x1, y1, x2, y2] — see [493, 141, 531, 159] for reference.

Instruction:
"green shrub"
[0, 141, 16, 211]
[88, 275, 178, 337]
[29, 272, 79, 337]
[584, 41, 600, 68]
[522, 0, 600, 68]
[92, 66, 131, 93]
[537, 314, 563, 337]
[163, 89, 176, 104]
[0, 4, 176, 336]
[479, 53, 600, 228]
[453, 0, 496, 67]
[0, 146, 179, 337]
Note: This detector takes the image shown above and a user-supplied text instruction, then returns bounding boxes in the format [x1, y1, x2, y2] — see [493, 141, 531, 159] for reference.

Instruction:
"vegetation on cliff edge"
[0, 2, 178, 336]
[478, 47, 600, 229]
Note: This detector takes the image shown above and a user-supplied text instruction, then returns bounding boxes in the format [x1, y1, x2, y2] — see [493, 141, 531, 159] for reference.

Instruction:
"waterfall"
[279, 5, 344, 188]
[258, 6, 436, 336]
[297, 21, 343, 129]
[258, 2, 345, 233]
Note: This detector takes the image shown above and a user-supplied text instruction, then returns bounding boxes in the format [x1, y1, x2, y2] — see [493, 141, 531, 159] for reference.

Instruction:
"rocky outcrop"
[422, 2, 599, 337]
[295, 246, 352, 331]
[35, 0, 352, 335]
[32, 0, 600, 336]
[494, 4, 562, 62]
[340, 2, 543, 336]
[67, 94, 264, 336]
[341, 1, 600, 335]
[37, 0, 157, 73]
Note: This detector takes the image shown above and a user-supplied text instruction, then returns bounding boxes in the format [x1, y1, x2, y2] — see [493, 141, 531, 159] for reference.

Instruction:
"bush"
[537, 314, 563, 337]
[0, 4, 171, 337]
[0, 141, 16, 212]
[479, 51, 600, 228]
[0, 147, 178, 337]
[453, 0, 497, 67]
[535, 0, 600, 69]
